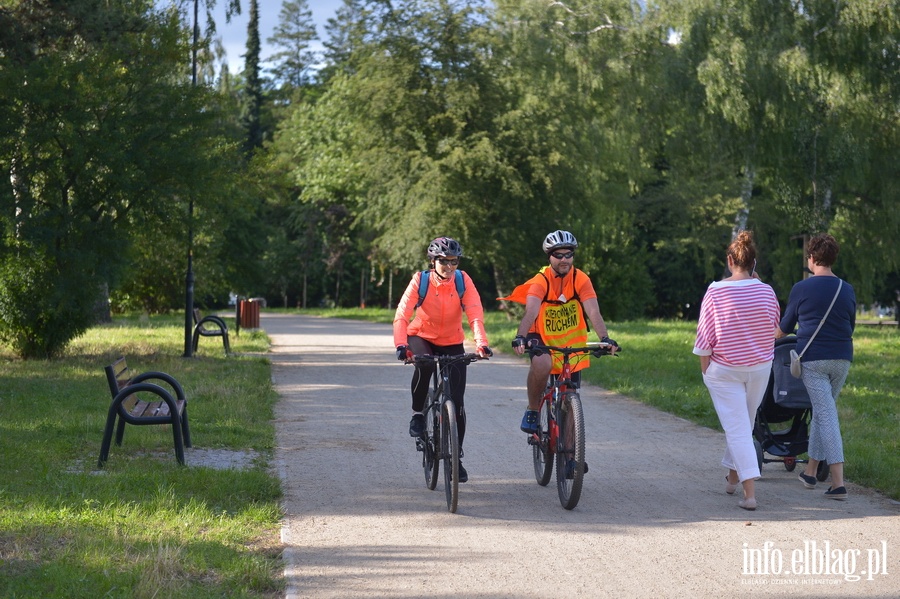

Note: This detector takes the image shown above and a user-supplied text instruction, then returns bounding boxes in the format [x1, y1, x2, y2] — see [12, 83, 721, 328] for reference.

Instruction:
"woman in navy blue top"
[776, 234, 856, 501]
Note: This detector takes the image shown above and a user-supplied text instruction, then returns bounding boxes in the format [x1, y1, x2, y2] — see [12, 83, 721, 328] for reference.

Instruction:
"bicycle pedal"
[415, 438, 425, 451]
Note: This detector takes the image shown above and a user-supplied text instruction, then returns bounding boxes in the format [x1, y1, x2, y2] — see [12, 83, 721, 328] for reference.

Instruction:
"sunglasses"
[551, 251, 575, 260]
[436, 257, 459, 266]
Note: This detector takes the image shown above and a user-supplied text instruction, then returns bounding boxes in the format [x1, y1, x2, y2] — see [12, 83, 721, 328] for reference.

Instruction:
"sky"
[209, 0, 342, 74]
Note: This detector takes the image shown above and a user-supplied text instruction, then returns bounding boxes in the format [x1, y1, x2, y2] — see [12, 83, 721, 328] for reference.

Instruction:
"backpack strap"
[415, 271, 429, 309]
[415, 270, 466, 309]
[539, 268, 587, 331]
[539, 268, 581, 304]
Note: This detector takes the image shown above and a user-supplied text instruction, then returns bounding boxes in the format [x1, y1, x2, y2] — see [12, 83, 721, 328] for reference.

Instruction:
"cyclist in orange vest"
[394, 237, 493, 483]
[503, 230, 618, 435]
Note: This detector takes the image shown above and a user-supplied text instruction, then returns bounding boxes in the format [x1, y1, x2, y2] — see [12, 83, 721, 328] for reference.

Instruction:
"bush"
[0, 252, 102, 359]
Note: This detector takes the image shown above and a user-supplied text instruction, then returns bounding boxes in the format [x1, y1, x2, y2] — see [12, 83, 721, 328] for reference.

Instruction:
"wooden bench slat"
[128, 400, 166, 418]
[121, 395, 139, 411]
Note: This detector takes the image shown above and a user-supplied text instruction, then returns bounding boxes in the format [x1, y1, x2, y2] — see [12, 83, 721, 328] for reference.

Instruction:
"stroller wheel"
[816, 460, 830, 482]
[783, 456, 797, 471]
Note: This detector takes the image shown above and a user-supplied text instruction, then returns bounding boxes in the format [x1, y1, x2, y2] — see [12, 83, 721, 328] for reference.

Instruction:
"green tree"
[319, 0, 387, 82]
[241, 0, 263, 153]
[486, 0, 659, 314]
[272, 0, 656, 313]
[259, 0, 898, 314]
[660, 0, 900, 304]
[267, 0, 319, 92]
[0, 0, 238, 357]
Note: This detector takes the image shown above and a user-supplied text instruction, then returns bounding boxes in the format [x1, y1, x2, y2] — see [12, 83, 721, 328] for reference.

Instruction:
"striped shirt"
[693, 279, 781, 368]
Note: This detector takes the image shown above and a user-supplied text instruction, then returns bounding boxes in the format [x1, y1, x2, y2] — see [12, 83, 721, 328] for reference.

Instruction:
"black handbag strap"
[798, 279, 843, 359]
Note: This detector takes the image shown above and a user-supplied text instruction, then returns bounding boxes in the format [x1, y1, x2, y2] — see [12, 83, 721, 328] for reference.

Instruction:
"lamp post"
[183, 0, 199, 357]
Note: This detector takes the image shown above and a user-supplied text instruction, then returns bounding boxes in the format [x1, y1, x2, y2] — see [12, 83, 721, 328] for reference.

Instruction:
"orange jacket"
[393, 270, 489, 348]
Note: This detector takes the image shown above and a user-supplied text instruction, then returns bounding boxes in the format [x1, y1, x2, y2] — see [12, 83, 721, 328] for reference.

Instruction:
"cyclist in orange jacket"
[503, 230, 618, 436]
[393, 237, 492, 483]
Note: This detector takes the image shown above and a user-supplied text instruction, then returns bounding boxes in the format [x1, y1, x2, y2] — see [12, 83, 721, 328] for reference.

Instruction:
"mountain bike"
[408, 352, 486, 513]
[527, 342, 615, 510]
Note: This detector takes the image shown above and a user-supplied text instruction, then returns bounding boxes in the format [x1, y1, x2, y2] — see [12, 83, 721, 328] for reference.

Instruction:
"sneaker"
[455, 462, 468, 483]
[564, 459, 589, 479]
[824, 486, 847, 500]
[408, 414, 425, 437]
[520, 409, 539, 434]
[798, 472, 817, 489]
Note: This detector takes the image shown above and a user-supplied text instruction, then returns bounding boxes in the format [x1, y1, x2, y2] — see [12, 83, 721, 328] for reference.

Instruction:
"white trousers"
[703, 361, 772, 482]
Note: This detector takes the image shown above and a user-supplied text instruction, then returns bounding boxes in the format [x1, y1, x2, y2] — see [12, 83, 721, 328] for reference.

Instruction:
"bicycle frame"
[527, 342, 613, 509]
[531, 351, 580, 461]
[407, 352, 483, 513]
[542, 362, 574, 456]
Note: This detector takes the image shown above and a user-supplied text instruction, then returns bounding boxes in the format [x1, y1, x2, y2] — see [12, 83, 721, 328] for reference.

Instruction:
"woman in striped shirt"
[693, 231, 781, 510]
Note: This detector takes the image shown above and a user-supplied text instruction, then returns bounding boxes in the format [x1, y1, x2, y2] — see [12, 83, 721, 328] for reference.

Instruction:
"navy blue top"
[779, 276, 856, 362]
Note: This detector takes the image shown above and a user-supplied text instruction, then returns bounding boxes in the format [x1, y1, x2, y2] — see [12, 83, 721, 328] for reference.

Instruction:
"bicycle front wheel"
[423, 392, 440, 490]
[441, 400, 460, 513]
[532, 399, 552, 486]
[555, 391, 585, 510]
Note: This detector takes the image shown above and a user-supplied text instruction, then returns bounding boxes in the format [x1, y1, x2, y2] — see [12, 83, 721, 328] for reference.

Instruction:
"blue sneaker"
[520, 410, 539, 434]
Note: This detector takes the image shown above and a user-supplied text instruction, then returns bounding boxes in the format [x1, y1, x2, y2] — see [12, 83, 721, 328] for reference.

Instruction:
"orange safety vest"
[500, 267, 590, 374]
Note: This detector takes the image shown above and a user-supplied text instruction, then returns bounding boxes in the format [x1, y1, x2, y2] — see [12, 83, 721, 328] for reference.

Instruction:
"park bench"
[98, 357, 192, 467]
[192, 308, 231, 354]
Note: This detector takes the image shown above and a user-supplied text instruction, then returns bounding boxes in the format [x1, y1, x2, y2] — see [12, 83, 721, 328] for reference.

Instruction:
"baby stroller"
[753, 337, 829, 481]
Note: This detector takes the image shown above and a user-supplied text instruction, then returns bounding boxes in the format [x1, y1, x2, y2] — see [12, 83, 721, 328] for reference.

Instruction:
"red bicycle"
[527, 342, 614, 509]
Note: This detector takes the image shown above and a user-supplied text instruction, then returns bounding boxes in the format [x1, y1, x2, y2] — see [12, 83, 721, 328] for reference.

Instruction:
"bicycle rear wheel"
[532, 399, 552, 486]
[423, 392, 440, 490]
[555, 391, 585, 510]
[441, 400, 460, 513]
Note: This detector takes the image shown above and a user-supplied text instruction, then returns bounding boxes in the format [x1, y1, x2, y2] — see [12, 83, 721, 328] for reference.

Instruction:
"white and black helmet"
[427, 237, 463, 259]
[542, 230, 578, 254]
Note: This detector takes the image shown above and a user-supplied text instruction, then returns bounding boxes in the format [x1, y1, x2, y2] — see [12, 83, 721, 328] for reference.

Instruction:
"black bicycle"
[407, 353, 485, 513]
[527, 342, 615, 509]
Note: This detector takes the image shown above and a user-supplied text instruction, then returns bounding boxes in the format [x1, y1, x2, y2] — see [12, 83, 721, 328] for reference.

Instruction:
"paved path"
[264, 313, 899, 598]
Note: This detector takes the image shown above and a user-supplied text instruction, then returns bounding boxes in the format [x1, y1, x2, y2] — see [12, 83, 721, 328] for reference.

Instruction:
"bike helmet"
[542, 230, 578, 254]
[427, 237, 463, 259]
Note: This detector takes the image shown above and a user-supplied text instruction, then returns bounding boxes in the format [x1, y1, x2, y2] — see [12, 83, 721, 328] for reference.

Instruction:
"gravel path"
[265, 313, 899, 598]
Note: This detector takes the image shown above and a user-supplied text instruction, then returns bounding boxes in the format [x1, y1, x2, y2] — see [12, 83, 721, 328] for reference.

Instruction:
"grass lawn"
[0, 315, 283, 598]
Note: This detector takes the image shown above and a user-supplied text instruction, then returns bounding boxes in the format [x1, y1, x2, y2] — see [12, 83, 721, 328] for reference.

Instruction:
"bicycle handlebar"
[404, 352, 487, 366]
[527, 342, 618, 358]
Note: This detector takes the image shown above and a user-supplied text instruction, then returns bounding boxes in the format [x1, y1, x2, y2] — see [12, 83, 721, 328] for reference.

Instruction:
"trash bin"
[240, 299, 260, 329]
